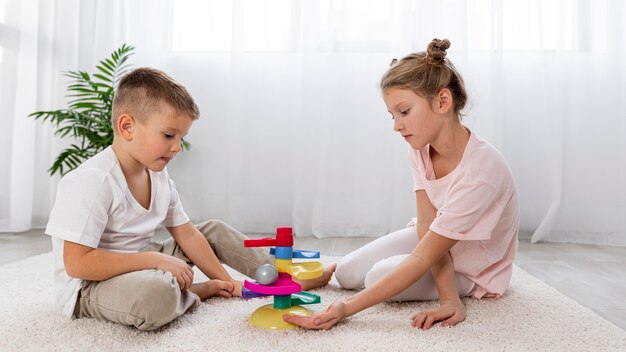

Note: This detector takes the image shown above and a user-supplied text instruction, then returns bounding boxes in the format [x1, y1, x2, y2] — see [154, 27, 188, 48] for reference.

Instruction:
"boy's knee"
[195, 219, 232, 237]
[195, 219, 247, 249]
[134, 271, 186, 330]
[196, 218, 227, 230]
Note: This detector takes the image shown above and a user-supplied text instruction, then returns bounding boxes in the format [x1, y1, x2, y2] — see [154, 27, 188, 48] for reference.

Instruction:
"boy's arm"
[415, 191, 466, 329]
[63, 241, 195, 291]
[167, 221, 242, 296]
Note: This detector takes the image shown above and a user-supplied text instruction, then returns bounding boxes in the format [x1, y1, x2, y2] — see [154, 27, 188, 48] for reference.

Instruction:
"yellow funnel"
[274, 259, 323, 280]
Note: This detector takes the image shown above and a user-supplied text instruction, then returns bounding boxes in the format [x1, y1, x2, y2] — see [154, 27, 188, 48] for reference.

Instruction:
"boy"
[46, 67, 333, 331]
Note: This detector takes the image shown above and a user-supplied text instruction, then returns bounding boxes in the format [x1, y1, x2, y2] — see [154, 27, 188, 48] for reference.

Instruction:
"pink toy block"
[243, 272, 302, 295]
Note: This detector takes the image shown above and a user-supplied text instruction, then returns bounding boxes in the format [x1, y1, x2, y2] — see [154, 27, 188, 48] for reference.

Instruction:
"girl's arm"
[284, 229, 458, 330]
[414, 191, 466, 329]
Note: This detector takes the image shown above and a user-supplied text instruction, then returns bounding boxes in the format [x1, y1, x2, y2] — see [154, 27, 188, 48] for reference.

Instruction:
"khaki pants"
[73, 219, 272, 331]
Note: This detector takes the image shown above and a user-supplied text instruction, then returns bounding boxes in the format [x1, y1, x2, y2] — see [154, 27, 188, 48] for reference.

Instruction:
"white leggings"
[335, 227, 475, 301]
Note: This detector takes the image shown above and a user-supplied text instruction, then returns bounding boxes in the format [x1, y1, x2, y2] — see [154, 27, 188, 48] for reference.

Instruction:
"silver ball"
[255, 264, 278, 285]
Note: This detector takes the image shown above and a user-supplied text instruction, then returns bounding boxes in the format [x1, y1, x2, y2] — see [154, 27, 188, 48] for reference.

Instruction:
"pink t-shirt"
[408, 130, 519, 299]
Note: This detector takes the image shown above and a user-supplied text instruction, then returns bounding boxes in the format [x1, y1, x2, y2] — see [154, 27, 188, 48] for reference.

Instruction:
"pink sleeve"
[407, 147, 425, 191]
[430, 181, 505, 241]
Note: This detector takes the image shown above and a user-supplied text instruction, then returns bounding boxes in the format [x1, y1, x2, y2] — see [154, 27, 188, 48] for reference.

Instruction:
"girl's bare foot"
[299, 263, 336, 291]
[189, 280, 235, 300]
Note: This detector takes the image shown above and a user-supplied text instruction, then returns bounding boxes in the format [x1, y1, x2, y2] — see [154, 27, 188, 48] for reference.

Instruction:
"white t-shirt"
[408, 130, 519, 298]
[45, 146, 190, 316]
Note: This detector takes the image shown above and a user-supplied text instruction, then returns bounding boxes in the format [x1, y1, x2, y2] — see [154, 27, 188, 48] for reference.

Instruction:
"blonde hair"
[381, 38, 467, 117]
[111, 67, 199, 131]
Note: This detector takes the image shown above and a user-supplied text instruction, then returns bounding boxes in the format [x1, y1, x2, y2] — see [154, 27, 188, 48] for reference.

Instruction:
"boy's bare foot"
[299, 263, 336, 291]
[189, 280, 235, 300]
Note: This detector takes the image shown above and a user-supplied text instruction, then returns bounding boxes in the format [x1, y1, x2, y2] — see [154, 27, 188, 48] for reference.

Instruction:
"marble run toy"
[242, 227, 323, 330]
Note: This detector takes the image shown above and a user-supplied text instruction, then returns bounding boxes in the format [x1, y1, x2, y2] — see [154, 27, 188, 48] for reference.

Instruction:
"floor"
[1, 229, 625, 331]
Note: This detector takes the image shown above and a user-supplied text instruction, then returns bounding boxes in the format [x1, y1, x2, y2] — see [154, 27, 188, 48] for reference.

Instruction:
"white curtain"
[1, 0, 625, 245]
[0, 0, 38, 232]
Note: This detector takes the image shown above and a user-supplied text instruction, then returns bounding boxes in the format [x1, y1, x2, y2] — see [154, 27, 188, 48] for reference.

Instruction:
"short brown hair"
[111, 67, 199, 131]
[381, 38, 468, 117]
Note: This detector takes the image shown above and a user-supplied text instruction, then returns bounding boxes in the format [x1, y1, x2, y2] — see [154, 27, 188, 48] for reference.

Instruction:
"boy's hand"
[283, 301, 347, 330]
[229, 279, 243, 297]
[410, 298, 466, 329]
[155, 253, 194, 291]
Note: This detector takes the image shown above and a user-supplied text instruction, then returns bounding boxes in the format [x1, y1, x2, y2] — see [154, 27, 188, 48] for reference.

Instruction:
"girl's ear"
[433, 88, 453, 114]
[117, 114, 135, 141]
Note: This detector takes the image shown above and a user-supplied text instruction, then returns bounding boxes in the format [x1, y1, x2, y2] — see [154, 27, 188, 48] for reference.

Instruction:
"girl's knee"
[363, 258, 393, 288]
[335, 255, 365, 289]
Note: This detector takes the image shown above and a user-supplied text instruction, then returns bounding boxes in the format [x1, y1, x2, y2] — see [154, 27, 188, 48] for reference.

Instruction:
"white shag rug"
[1, 252, 625, 352]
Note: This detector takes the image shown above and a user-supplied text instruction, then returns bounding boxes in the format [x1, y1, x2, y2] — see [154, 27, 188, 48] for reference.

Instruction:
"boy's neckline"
[108, 146, 154, 212]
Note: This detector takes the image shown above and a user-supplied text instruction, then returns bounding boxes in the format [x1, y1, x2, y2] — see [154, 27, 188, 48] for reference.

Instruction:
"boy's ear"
[433, 88, 453, 114]
[117, 114, 135, 141]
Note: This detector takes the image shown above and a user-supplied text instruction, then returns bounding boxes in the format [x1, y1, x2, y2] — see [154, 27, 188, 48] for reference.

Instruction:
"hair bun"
[426, 38, 450, 63]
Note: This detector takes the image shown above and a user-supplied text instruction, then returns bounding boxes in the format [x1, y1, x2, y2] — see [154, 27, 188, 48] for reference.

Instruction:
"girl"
[284, 38, 519, 330]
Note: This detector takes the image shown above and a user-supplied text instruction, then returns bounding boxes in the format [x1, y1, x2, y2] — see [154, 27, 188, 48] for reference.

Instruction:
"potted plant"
[30, 44, 190, 176]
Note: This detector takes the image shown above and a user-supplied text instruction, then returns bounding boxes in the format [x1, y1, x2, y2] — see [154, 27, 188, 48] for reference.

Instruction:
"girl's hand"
[283, 301, 347, 330]
[411, 299, 466, 329]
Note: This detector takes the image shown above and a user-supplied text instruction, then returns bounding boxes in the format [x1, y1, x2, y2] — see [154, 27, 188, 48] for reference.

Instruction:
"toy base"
[248, 304, 312, 330]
